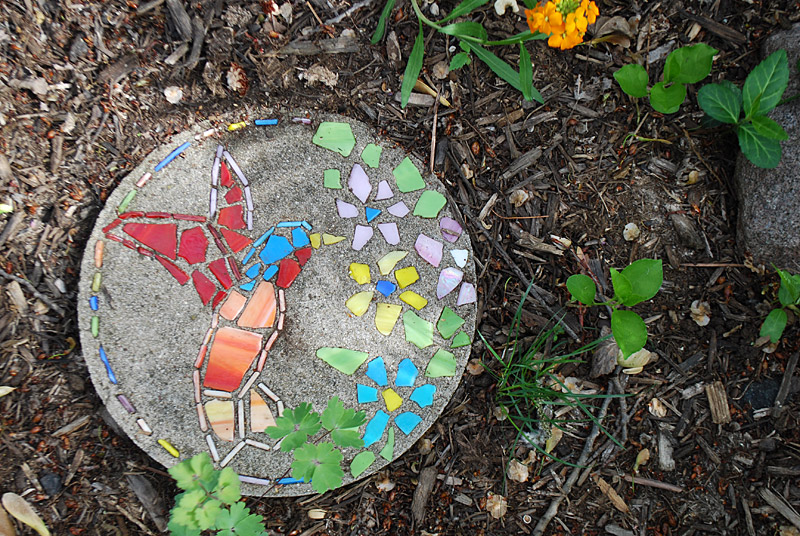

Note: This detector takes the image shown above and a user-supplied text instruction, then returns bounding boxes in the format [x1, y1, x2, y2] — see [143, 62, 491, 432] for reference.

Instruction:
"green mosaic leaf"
[323, 169, 342, 189]
[379, 427, 395, 461]
[413, 190, 447, 218]
[436, 306, 465, 339]
[265, 402, 322, 451]
[291, 442, 344, 494]
[425, 349, 457, 378]
[403, 311, 433, 349]
[312, 122, 356, 157]
[361, 143, 382, 168]
[316, 347, 369, 375]
[451, 331, 471, 348]
[350, 451, 375, 478]
[393, 157, 425, 193]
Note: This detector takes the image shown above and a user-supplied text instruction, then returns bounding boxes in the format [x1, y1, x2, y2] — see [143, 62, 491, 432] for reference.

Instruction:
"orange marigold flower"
[581, 0, 599, 24]
[540, 2, 564, 35]
[567, 9, 588, 33]
[525, 6, 545, 34]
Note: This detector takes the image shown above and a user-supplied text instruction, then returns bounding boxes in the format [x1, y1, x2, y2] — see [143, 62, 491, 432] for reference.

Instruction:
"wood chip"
[52, 415, 91, 437]
[759, 487, 800, 530]
[705, 380, 731, 424]
[501, 148, 542, 180]
[411, 466, 438, 524]
[592, 474, 630, 514]
[676, 8, 747, 45]
[126, 474, 168, 531]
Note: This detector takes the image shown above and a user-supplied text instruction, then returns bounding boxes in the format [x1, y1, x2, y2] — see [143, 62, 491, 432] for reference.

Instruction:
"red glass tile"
[225, 186, 243, 204]
[220, 161, 233, 187]
[123, 222, 178, 259]
[220, 228, 252, 253]
[145, 211, 171, 218]
[119, 211, 144, 219]
[178, 227, 208, 264]
[105, 233, 123, 243]
[217, 206, 245, 230]
[209, 258, 233, 289]
[123, 239, 136, 250]
[295, 247, 312, 266]
[212, 290, 227, 309]
[192, 270, 216, 305]
[102, 219, 122, 233]
[276, 258, 301, 288]
[203, 326, 262, 391]
[173, 213, 207, 222]
[227, 257, 242, 280]
[156, 255, 190, 285]
[137, 246, 154, 257]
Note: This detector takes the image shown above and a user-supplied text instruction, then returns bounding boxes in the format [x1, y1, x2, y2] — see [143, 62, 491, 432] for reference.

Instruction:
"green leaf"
[611, 310, 648, 358]
[519, 42, 533, 102]
[291, 443, 345, 494]
[663, 44, 718, 84]
[440, 0, 491, 23]
[738, 122, 781, 169]
[449, 51, 472, 71]
[167, 517, 203, 536]
[620, 259, 663, 303]
[370, 0, 396, 44]
[743, 49, 789, 117]
[760, 308, 787, 343]
[610, 268, 633, 306]
[321, 396, 366, 448]
[566, 274, 596, 306]
[697, 83, 741, 124]
[439, 22, 487, 40]
[777, 269, 800, 306]
[401, 24, 425, 109]
[751, 115, 788, 140]
[650, 81, 686, 114]
[266, 402, 322, 451]
[614, 64, 649, 98]
[214, 503, 266, 536]
[215, 467, 242, 505]
[461, 42, 544, 103]
[169, 452, 214, 491]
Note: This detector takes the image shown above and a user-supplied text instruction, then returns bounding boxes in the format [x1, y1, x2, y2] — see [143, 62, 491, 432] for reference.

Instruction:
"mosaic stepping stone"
[78, 114, 476, 497]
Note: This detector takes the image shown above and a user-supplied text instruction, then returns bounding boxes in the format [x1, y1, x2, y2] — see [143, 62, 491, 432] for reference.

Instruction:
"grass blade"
[464, 42, 543, 103]
[370, 0, 396, 44]
[519, 42, 533, 101]
[440, 0, 491, 23]
[401, 24, 425, 109]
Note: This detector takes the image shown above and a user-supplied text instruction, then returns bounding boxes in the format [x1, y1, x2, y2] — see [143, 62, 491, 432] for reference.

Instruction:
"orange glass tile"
[220, 228, 252, 253]
[237, 281, 276, 329]
[250, 391, 277, 432]
[203, 327, 263, 391]
[205, 399, 235, 442]
[219, 290, 247, 320]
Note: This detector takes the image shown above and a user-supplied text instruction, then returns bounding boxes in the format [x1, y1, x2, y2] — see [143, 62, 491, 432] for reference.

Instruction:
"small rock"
[623, 222, 640, 241]
[432, 60, 449, 80]
[670, 212, 704, 250]
[164, 86, 183, 104]
[69, 35, 89, 62]
[39, 471, 62, 495]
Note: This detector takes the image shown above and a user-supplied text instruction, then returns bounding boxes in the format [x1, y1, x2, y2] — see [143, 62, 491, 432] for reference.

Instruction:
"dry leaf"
[545, 426, 563, 454]
[0, 503, 16, 536]
[690, 300, 711, 327]
[299, 64, 338, 88]
[592, 475, 630, 514]
[0, 386, 16, 398]
[618, 347, 653, 375]
[466, 358, 484, 376]
[591, 327, 619, 378]
[1, 494, 49, 536]
[485, 492, 507, 519]
[226, 62, 248, 96]
[506, 459, 529, 483]
[307, 508, 326, 520]
[633, 448, 650, 473]
[509, 189, 530, 208]
[648, 398, 667, 418]
[593, 16, 634, 38]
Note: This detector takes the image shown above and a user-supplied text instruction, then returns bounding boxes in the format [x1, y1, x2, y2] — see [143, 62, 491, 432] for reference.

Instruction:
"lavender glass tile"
[352, 225, 373, 251]
[457, 282, 477, 305]
[437, 267, 463, 299]
[377, 222, 400, 245]
[337, 199, 359, 218]
[440, 217, 463, 243]
[415, 234, 443, 267]
[348, 163, 372, 203]
[375, 180, 394, 200]
[387, 201, 409, 218]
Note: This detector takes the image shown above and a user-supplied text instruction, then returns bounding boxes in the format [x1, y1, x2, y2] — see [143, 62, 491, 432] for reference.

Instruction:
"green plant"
[372, 0, 547, 107]
[566, 259, 663, 358]
[614, 44, 717, 114]
[697, 49, 790, 168]
[167, 453, 267, 536]
[266, 396, 366, 494]
[759, 268, 800, 343]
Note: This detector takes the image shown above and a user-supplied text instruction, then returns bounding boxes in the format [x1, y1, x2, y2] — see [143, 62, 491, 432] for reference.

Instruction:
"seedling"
[759, 268, 800, 343]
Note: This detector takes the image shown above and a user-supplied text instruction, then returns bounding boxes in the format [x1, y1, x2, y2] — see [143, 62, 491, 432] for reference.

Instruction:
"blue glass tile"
[242, 249, 255, 264]
[357, 384, 379, 403]
[154, 141, 190, 172]
[276, 477, 306, 484]
[254, 119, 278, 126]
[98, 345, 118, 384]
[363, 410, 389, 447]
[395, 358, 418, 387]
[89, 296, 99, 311]
[277, 221, 303, 228]
[245, 263, 261, 279]
[365, 207, 381, 223]
[301, 221, 312, 230]
[252, 227, 275, 249]
[409, 385, 436, 408]
[259, 235, 293, 264]
[262, 265, 279, 281]
[240, 280, 256, 291]
[395, 412, 422, 435]
[366, 357, 388, 386]
[291, 227, 310, 248]
[376, 280, 396, 297]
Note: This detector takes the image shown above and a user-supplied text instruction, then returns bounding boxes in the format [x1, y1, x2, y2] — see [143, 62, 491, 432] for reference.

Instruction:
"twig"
[620, 474, 683, 493]
[430, 84, 440, 175]
[0, 267, 65, 316]
[306, 1, 324, 26]
[324, 0, 376, 24]
[772, 351, 798, 418]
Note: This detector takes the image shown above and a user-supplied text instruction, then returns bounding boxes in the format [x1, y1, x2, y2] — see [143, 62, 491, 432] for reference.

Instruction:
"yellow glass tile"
[158, 439, 180, 457]
[399, 290, 428, 310]
[377, 251, 408, 275]
[323, 233, 346, 245]
[395, 266, 419, 289]
[382, 388, 403, 412]
[349, 263, 371, 285]
[375, 303, 402, 335]
[310, 233, 321, 249]
[346, 291, 374, 316]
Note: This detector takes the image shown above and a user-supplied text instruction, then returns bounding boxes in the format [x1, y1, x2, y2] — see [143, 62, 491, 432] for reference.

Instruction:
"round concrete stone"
[78, 114, 476, 496]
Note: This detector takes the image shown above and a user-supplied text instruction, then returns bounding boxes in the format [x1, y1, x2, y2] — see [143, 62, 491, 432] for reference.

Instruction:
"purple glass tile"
[440, 217, 463, 243]
[377, 222, 400, 245]
[117, 394, 137, 414]
[348, 163, 372, 203]
[457, 282, 477, 305]
[415, 234, 443, 267]
[437, 267, 463, 299]
[244, 188, 253, 211]
[352, 225, 373, 251]
[375, 180, 393, 200]
[337, 199, 359, 218]
[387, 201, 409, 218]
[209, 188, 218, 218]
[212, 156, 220, 186]
[223, 150, 249, 186]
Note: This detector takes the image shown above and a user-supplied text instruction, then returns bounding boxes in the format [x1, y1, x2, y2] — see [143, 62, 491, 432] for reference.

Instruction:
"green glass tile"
[451, 331, 471, 348]
[425, 349, 457, 378]
[413, 190, 447, 219]
[393, 157, 425, 193]
[323, 169, 342, 189]
[91, 316, 99, 337]
[117, 189, 136, 213]
[312, 122, 356, 157]
[350, 451, 375, 478]
[379, 427, 395, 461]
[91, 272, 102, 292]
[361, 143, 382, 168]
[437, 307, 465, 339]
[316, 347, 369, 375]
[403, 310, 433, 349]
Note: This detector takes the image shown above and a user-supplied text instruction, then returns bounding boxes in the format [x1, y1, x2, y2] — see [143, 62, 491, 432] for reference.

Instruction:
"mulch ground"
[1, 0, 799, 534]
